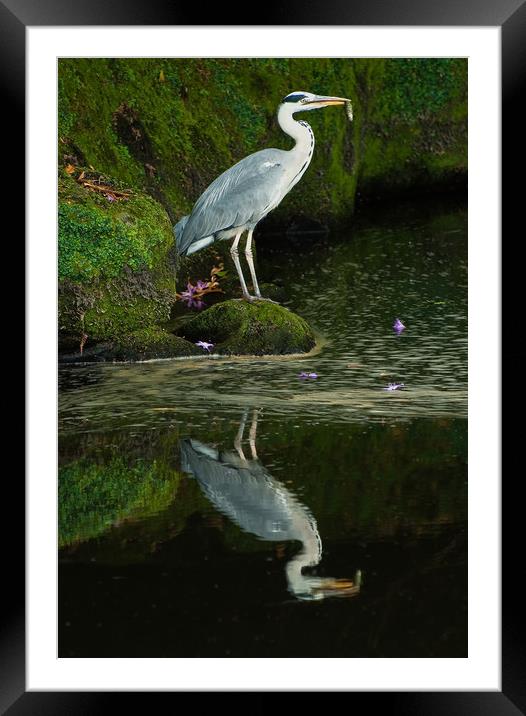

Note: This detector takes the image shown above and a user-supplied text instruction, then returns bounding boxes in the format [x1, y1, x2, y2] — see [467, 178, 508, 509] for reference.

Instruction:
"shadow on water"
[58, 198, 467, 657]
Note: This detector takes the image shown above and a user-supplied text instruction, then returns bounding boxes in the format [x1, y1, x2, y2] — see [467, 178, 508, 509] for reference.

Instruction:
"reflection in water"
[58, 202, 467, 657]
[181, 409, 361, 601]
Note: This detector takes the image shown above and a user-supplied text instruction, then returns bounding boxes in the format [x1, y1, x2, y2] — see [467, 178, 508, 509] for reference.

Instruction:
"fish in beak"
[304, 95, 353, 120]
[298, 570, 362, 601]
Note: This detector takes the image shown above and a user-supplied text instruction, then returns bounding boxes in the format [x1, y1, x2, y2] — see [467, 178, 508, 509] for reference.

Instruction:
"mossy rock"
[58, 171, 177, 343]
[59, 328, 200, 363]
[177, 299, 316, 355]
[109, 328, 201, 361]
[58, 171, 173, 283]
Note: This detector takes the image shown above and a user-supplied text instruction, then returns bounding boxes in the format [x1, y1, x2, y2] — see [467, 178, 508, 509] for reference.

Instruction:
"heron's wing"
[180, 438, 308, 542]
[178, 149, 286, 255]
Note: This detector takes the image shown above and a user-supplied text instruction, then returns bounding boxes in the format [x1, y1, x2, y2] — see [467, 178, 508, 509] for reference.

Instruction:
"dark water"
[58, 199, 467, 658]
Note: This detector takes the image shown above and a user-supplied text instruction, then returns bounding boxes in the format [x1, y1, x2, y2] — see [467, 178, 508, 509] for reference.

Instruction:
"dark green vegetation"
[177, 299, 316, 355]
[58, 58, 466, 354]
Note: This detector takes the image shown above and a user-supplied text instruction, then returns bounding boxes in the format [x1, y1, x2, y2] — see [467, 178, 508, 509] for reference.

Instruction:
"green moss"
[177, 299, 316, 355]
[84, 276, 173, 338]
[58, 58, 467, 230]
[58, 171, 178, 344]
[376, 59, 467, 123]
[58, 173, 173, 282]
[59, 267, 177, 342]
[360, 59, 467, 193]
[58, 454, 181, 547]
[106, 327, 201, 361]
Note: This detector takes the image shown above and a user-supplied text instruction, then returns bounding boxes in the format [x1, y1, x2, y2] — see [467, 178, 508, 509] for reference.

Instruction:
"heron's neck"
[285, 512, 322, 593]
[277, 105, 315, 158]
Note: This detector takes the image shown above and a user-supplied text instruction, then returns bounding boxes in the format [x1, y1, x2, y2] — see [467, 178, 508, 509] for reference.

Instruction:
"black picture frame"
[6, 0, 520, 710]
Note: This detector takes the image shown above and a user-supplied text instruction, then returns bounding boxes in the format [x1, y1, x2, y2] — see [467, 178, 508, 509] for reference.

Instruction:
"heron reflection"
[180, 409, 361, 601]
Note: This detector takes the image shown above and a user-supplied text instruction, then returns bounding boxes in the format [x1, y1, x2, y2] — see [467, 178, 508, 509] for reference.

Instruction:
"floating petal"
[384, 382, 405, 391]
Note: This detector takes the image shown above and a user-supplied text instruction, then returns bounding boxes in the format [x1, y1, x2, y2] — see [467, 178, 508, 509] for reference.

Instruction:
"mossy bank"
[58, 171, 177, 349]
[58, 58, 466, 352]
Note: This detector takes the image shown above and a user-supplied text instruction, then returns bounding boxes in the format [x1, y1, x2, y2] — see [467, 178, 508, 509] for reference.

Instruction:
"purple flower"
[195, 341, 214, 352]
[384, 382, 405, 391]
[299, 372, 318, 379]
[196, 280, 209, 291]
[187, 298, 205, 310]
[393, 318, 405, 333]
[179, 282, 207, 309]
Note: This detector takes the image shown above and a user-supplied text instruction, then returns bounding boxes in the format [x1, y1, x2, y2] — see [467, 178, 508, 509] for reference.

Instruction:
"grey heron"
[180, 409, 360, 601]
[174, 91, 352, 301]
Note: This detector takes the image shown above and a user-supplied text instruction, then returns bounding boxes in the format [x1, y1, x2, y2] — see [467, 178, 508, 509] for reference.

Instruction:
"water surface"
[59, 199, 467, 658]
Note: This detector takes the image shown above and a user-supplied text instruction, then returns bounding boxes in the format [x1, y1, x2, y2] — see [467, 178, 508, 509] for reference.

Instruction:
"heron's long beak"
[307, 95, 350, 107]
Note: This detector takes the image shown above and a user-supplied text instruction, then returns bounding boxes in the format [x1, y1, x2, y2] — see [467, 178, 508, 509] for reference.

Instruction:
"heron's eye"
[283, 93, 307, 104]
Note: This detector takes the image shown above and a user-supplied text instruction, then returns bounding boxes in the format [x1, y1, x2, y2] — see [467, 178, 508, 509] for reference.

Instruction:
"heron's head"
[291, 575, 361, 602]
[281, 91, 351, 112]
[286, 562, 362, 601]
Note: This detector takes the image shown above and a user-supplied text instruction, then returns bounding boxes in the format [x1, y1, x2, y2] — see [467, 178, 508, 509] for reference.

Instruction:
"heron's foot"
[254, 296, 280, 305]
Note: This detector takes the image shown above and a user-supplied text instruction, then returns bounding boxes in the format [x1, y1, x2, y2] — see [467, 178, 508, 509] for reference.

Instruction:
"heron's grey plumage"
[176, 149, 286, 256]
[174, 91, 352, 299]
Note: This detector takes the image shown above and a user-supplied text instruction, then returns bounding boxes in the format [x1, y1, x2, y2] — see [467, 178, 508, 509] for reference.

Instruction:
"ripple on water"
[59, 206, 467, 434]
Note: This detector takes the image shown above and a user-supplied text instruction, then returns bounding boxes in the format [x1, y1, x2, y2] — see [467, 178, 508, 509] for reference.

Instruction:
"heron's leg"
[245, 231, 281, 304]
[230, 232, 252, 301]
[244, 229, 262, 299]
[249, 408, 259, 460]
[234, 408, 248, 462]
